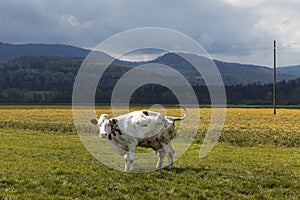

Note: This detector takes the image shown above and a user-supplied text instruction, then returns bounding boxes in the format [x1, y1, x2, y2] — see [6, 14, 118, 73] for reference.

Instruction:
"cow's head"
[90, 114, 118, 138]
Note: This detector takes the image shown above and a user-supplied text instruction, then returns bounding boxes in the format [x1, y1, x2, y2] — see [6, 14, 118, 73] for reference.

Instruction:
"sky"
[1, 0, 300, 67]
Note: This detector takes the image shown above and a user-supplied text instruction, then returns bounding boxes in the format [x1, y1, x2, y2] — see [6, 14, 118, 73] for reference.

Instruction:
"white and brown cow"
[90, 106, 187, 171]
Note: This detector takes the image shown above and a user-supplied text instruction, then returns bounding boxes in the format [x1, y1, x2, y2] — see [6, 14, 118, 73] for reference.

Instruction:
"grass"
[0, 128, 299, 199]
[1, 106, 300, 199]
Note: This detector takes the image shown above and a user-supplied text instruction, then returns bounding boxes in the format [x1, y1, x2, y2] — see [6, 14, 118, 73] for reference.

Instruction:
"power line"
[279, 53, 300, 55]
[202, 42, 270, 46]
[277, 47, 300, 50]
[201, 41, 300, 57]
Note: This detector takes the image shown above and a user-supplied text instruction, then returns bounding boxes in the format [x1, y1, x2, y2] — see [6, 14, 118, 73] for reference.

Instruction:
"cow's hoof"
[167, 165, 173, 170]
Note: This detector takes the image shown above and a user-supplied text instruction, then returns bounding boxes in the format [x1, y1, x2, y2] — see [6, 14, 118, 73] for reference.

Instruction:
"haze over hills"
[1, 41, 300, 85]
[278, 65, 300, 76]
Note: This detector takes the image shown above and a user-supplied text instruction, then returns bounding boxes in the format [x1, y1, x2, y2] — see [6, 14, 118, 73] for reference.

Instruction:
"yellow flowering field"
[219, 108, 300, 147]
[0, 106, 299, 147]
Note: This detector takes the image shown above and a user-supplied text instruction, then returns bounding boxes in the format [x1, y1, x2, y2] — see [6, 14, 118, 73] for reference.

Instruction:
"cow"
[90, 106, 187, 172]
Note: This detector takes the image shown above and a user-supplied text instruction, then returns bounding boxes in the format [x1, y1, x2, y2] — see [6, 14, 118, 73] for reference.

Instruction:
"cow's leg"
[128, 143, 137, 172]
[124, 152, 130, 172]
[124, 150, 135, 172]
[128, 151, 135, 171]
[156, 144, 174, 169]
[167, 144, 174, 169]
[156, 149, 166, 169]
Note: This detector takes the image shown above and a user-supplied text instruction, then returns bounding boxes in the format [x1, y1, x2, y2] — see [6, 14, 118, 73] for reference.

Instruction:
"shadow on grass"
[163, 166, 209, 173]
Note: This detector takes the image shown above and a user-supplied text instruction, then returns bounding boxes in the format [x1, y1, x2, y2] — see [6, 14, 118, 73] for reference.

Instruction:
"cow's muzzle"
[100, 132, 108, 138]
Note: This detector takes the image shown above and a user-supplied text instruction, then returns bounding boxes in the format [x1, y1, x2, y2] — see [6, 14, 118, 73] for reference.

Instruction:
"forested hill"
[0, 56, 300, 104]
[1, 42, 300, 84]
[0, 42, 114, 62]
[278, 65, 300, 75]
[150, 53, 300, 85]
[0, 42, 91, 61]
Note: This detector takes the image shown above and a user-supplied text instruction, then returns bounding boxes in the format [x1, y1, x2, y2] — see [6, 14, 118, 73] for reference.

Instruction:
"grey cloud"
[0, 0, 299, 66]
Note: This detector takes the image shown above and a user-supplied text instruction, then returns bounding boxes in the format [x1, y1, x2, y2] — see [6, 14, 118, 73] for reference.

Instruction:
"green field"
[1, 106, 300, 199]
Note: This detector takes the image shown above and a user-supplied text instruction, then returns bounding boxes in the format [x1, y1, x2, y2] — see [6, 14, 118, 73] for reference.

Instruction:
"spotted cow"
[90, 106, 187, 171]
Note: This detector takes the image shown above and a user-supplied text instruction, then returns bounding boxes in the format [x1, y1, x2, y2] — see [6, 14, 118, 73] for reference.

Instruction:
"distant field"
[0, 106, 299, 147]
[1, 106, 300, 199]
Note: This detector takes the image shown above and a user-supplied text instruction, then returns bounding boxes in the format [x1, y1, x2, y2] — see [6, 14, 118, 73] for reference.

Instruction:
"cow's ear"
[142, 111, 149, 116]
[90, 119, 98, 125]
[111, 119, 118, 124]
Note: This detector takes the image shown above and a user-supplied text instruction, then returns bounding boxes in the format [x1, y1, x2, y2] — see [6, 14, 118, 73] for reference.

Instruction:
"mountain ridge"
[148, 52, 299, 85]
[1, 42, 300, 85]
[0, 41, 115, 62]
[1, 55, 300, 104]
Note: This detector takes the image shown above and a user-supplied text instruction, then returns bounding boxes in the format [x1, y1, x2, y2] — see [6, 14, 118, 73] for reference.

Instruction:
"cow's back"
[123, 111, 174, 148]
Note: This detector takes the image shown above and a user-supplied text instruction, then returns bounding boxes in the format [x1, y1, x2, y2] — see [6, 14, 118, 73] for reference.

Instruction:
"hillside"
[0, 42, 90, 61]
[0, 56, 300, 104]
[278, 65, 300, 76]
[1, 42, 300, 85]
[150, 53, 298, 85]
[0, 42, 114, 62]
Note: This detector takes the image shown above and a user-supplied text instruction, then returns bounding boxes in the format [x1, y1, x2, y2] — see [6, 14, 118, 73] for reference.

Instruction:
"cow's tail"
[166, 105, 187, 122]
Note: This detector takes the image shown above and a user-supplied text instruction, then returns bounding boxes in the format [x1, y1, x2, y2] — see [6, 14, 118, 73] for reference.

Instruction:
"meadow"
[0, 106, 300, 199]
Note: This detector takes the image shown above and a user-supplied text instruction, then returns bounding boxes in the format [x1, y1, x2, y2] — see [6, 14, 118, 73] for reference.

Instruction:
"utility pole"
[273, 40, 277, 115]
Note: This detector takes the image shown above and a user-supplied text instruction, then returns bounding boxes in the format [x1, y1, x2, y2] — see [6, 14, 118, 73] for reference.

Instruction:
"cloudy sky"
[1, 0, 300, 67]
